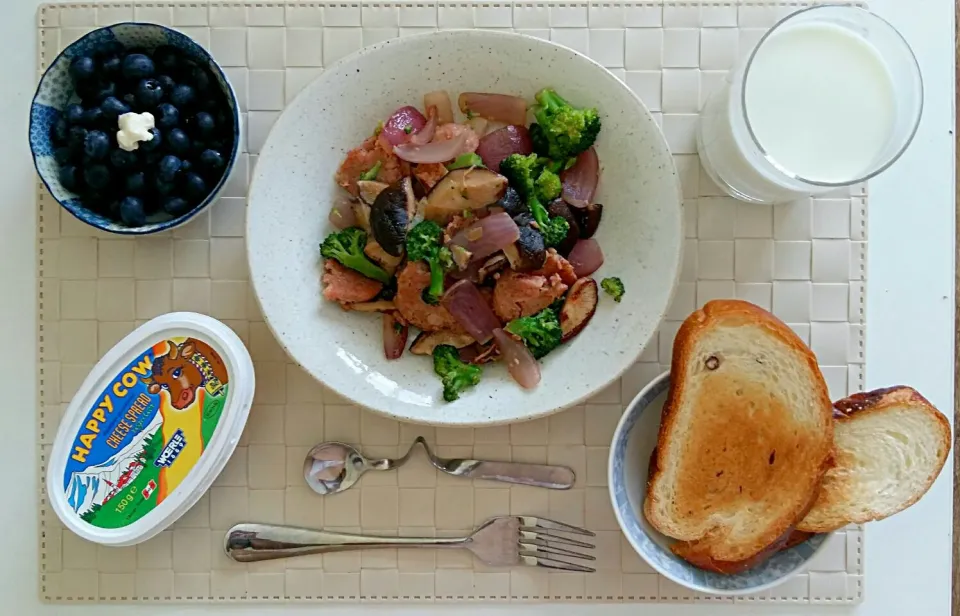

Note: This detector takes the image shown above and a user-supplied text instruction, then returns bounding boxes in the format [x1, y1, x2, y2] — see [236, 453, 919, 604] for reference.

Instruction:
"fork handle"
[459, 461, 576, 489]
[225, 524, 466, 562]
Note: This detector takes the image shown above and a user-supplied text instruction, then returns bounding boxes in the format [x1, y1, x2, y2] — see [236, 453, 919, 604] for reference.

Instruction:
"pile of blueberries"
[50, 42, 235, 227]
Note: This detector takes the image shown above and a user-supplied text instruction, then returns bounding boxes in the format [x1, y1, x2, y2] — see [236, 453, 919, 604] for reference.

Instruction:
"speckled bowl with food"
[247, 31, 683, 426]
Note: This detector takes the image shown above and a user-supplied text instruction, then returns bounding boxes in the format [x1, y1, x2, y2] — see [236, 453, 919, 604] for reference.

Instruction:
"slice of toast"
[796, 386, 951, 533]
[644, 300, 834, 573]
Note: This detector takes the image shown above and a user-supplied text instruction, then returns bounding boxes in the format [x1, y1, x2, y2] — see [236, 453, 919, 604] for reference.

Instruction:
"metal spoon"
[303, 436, 575, 495]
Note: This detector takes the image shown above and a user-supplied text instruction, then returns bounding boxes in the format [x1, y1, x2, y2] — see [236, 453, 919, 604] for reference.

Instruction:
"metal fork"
[225, 516, 596, 572]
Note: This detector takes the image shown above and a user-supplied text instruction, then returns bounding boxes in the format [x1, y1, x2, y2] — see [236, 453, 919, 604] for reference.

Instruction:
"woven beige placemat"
[36, 0, 866, 604]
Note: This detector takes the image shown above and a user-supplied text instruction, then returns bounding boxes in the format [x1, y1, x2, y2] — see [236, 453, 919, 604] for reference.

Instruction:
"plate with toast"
[609, 300, 951, 594]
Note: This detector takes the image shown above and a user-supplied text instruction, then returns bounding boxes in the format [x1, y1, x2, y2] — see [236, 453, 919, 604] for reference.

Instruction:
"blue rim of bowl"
[608, 371, 829, 595]
[29, 22, 241, 235]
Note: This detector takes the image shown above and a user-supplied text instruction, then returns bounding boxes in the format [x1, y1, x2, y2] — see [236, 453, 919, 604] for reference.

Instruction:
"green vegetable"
[529, 88, 601, 160]
[601, 277, 625, 302]
[505, 306, 563, 359]
[433, 345, 482, 402]
[499, 153, 571, 248]
[406, 220, 455, 305]
[535, 168, 562, 202]
[447, 153, 485, 171]
[403, 124, 414, 134]
[465, 109, 477, 120]
[320, 227, 391, 283]
[359, 160, 382, 181]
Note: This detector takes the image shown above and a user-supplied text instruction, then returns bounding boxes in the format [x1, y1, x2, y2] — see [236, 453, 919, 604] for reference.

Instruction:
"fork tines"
[516, 516, 596, 573]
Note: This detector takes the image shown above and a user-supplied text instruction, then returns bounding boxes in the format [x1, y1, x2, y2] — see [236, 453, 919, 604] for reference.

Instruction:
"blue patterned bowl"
[608, 371, 828, 595]
[29, 22, 240, 234]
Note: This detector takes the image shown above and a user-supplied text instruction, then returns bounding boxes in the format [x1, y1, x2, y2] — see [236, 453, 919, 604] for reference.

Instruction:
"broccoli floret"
[320, 227, 391, 283]
[601, 277, 625, 302]
[499, 153, 570, 248]
[447, 153, 485, 170]
[359, 160, 382, 181]
[505, 306, 563, 359]
[406, 220, 454, 305]
[433, 345, 482, 401]
[530, 88, 601, 160]
[536, 168, 562, 202]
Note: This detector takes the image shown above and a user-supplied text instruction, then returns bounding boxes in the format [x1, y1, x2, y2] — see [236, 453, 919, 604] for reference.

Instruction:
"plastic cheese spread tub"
[47, 312, 255, 546]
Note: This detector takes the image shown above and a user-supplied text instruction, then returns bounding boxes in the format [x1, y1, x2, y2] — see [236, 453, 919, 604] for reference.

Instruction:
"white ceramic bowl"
[247, 31, 683, 426]
[609, 371, 829, 595]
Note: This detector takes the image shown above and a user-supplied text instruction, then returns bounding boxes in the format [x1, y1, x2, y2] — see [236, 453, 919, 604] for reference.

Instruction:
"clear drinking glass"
[697, 5, 922, 204]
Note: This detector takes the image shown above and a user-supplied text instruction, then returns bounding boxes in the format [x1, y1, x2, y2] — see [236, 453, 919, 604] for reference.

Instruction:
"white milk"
[698, 22, 898, 203]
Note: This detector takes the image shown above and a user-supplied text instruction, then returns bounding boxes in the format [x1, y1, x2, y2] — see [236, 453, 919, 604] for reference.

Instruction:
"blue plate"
[608, 371, 828, 595]
[29, 22, 240, 235]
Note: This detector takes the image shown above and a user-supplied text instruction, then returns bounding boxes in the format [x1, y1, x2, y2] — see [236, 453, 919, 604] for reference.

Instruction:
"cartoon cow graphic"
[141, 338, 229, 409]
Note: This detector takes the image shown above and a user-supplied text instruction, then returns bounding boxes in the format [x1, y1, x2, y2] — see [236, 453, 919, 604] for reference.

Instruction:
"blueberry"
[154, 175, 176, 196]
[180, 159, 193, 173]
[68, 56, 96, 82]
[81, 106, 104, 128]
[154, 46, 180, 74]
[65, 103, 85, 125]
[67, 126, 87, 152]
[83, 164, 111, 190]
[119, 196, 146, 226]
[50, 117, 69, 144]
[155, 103, 179, 128]
[183, 172, 207, 201]
[158, 155, 182, 181]
[109, 148, 138, 170]
[192, 112, 216, 138]
[170, 84, 195, 108]
[122, 53, 155, 80]
[143, 150, 164, 165]
[100, 55, 121, 78]
[162, 196, 192, 217]
[139, 128, 162, 152]
[199, 149, 225, 173]
[136, 78, 164, 107]
[156, 74, 176, 94]
[84, 192, 110, 214]
[53, 146, 73, 165]
[188, 66, 211, 92]
[166, 128, 191, 156]
[100, 96, 130, 119]
[122, 93, 137, 108]
[92, 81, 117, 102]
[97, 41, 125, 59]
[125, 171, 146, 195]
[83, 130, 110, 160]
[59, 164, 81, 191]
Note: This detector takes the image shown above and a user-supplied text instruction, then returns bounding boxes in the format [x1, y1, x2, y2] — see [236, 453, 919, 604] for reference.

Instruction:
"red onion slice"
[394, 133, 467, 164]
[441, 279, 502, 344]
[382, 313, 408, 360]
[328, 200, 357, 229]
[561, 147, 600, 208]
[459, 93, 528, 126]
[409, 106, 438, 146]
[493, 328, 541, 389]
[567, 238, 604, 277]
[447, 212, 520, 262]
[476, 125, 533, 172]
[381, 106, 427, 146]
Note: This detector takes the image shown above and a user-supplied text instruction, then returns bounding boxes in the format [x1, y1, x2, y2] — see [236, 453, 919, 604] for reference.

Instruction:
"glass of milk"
[697, 5, 922, 204]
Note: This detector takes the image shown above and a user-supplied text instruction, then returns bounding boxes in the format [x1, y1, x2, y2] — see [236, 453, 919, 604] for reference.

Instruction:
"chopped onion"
[394, 133, 467, 164]
[441, 280, 502, 344]
[459, 93, 528, 126]
[493, 328, 541, 389]
[381, 106, 427, 146]
[329, 200, 357, 229]
[476, 125, 533, 172]
[465, 116, 489, 136]
[409, 106, 438, 146]
[447, 212, 520, 262]
[424, 91, 454, 124]
[561, 147, 600, 207]
[382, 313, 408, 360]
[567, 238, 604, 277]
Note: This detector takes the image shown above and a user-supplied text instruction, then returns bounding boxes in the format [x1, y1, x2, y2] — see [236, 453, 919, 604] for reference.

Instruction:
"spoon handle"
[456, 461, 575, 489]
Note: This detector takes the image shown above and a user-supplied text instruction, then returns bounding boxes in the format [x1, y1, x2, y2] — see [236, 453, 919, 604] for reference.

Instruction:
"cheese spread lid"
[47, 312, 254, 546]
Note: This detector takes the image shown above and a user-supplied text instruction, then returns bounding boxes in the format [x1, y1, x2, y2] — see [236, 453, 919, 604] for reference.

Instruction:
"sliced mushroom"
[357, 180, 389, 205]
[409, 331, 476, 355]
[469, 342, 501, 364]
[495, 186, 525, 218]
[423, 168, 507, 224]
[370, 177, 417, 256]
[450, 244, 473, 270]
[364, 239, 403, 274]
[477, 254, 508, 283]
[352, 201, 372, 232]
[342, 300, 397, 313]
[560, 277, 599, 342]
[572, 203, 603, 239]
[503, 225, 546, 272]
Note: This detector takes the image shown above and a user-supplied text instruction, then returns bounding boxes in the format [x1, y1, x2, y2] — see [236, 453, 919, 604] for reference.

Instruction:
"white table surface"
[1, 1, 954, 614]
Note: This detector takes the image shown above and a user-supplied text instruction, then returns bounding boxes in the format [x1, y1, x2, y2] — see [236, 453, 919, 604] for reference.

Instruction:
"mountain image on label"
[63, 337, 231, 529]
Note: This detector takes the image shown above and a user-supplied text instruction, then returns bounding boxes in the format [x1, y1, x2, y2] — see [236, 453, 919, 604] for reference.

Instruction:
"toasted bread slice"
[644, 300, 834, 573]
[796, 386, 951, 533]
